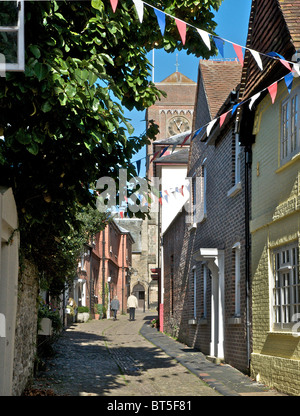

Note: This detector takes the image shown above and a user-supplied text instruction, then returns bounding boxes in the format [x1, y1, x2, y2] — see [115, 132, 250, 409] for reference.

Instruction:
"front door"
[133, 283, 145, 311]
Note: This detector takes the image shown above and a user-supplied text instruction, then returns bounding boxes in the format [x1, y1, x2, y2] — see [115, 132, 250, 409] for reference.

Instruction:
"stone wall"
[12, 259, 39, 396]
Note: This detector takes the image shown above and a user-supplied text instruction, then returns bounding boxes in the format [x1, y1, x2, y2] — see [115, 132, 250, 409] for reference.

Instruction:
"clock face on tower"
[168, 116, 190, 136]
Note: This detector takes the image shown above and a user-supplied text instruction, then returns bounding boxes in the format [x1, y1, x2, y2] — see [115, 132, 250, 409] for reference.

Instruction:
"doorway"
[133, 283, 145, 312]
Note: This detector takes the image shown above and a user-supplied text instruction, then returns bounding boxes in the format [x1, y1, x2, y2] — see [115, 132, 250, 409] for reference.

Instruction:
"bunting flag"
[181, 133, 191, 147]
[293, 63, 300, 77]
[120, 211, 124, 218]
[133, 0, 144, 23]
[150, 150, 160, 163]
[233, 43, 244, 66]
[160, 146, 170, 157]
[192, 127, 203, 140]
[249, 48, 263, 71]
[110, 0, 118, 13]
[180, 185, 184, 196]
[231, 103, 240, 115]
[136, 159, 141, 175]
[154, 8, 166, 36]
[197, 28, 211, 50]
[175, 19, 187, 45]
[249, 92, 261, 110]
[284, 72, 294, 94]
[267, 51, 292, 71]
[219, 111, 229, 127]
[213, 36, 224, 58]
[207, 118, 217, 137]
[268, 82, 278, 104]
[172, 143, 177, 153]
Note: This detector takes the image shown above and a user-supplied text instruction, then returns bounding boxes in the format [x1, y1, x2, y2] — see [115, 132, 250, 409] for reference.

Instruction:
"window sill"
[276, 152, 300, 173]
[188, 319, 197, 325]
[228, 316, 241, 325]
[227, 182, 242, 198]
[268, 331, 300, 337]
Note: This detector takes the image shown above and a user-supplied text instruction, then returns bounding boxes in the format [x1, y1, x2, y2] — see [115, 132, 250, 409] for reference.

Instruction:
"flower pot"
[95, 314, 100, 320]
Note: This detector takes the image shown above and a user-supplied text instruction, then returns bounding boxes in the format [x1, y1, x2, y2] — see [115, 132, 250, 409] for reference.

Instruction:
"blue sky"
[127, 0, 252, 176]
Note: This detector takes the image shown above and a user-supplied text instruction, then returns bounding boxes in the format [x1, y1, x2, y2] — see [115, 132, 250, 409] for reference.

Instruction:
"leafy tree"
[0, 0, 221, 290]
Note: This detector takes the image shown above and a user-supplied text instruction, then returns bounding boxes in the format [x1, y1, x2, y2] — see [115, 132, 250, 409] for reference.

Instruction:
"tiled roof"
[279, 0, 300, 51]
[159, 72, 196, 84]
[199, 60, 242, 118]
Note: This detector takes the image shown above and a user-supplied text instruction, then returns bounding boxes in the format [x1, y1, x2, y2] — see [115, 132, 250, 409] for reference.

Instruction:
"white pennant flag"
[206, 119, 217, 137]
[197, 29, 211, 50]
[249, 92, 261, 110]
[293, 63, 300, 77]
[133, 0, 144, 23]
[249, 48, 263, 71]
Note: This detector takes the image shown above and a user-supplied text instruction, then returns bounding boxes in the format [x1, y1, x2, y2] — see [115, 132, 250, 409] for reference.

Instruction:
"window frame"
[233, 242, 241, 317]
[272, 242, 300, 332]
[0, 1, 24, 73]
[280, 87, 300, 164]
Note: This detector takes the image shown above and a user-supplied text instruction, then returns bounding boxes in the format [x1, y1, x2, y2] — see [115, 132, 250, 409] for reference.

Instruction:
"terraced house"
[239, 0, 300, 395]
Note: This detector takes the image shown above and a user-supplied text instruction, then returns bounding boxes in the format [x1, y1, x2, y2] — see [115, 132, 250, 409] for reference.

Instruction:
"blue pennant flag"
[192, 127, 203, 140]
[284, 72, 293, 94]
[213, 36, 224, 58]
[154, 9, 166, 36]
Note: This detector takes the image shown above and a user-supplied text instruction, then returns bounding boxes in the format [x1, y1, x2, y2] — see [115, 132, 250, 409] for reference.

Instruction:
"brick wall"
[163, 119, 251, 373]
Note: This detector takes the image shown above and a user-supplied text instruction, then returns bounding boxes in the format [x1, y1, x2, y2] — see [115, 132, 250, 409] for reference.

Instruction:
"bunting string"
[109, 0, 300, 171]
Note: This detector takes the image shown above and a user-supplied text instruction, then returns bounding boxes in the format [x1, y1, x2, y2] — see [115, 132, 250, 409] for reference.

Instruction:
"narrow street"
[29, 312, 220, 397]
[28, 312, 285, 399]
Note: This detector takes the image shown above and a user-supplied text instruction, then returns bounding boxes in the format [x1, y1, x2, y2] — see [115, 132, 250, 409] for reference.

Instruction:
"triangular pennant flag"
[110, 0, 118, 12]
[206, 119, 217, 137]
[180, 185, 184, 196]
[150, 150, 160, 163]
[160, 146, 169, 157]
[181, 133, 190, 147]
[232, 103, 240, 115]
[249, 48, 263, 71]
[268, 82, 278, 104]
[136, 159, 141, 176]
[175, 19, 186, 45]
[233, 43, 244, 67]
[172, 143, 177, 153]
[120, 211, 124, 219]
[192, 127, 203, 140]
[154, 9, 166, 36]
[219, 111, 229, 127]
[267, 51, 292, 71]
[197, 29, 211, 50]
[164, 194, 168, 203]
[213, 36, 224, 58]
[164, 190, 169, 196]
[284, 72, 293, 94]
[249, 92, 261, 110]
[293, 63, 300, 77]
[133, 0, 144, 23]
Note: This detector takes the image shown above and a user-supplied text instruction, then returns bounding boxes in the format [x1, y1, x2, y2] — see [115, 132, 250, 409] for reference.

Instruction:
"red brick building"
[75, 219, 134, 317]
[162, 60, 253, 373]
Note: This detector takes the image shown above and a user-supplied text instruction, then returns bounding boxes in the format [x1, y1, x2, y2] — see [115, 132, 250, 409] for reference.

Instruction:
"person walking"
[110, 295, 120, 321]
[127, 292, 138, 321]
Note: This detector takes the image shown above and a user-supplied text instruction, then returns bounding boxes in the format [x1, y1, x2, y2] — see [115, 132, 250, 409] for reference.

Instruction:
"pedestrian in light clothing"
[127, 293, 138, 321]
[111, 295, 120, 321]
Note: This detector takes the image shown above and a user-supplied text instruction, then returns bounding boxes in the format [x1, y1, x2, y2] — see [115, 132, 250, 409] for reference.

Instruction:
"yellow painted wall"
[250, 78, 300, 395]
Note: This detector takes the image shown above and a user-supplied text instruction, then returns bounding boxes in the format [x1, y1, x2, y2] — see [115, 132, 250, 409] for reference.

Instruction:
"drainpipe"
[244, 144, 252, 371]
[122, 234, 125, 314]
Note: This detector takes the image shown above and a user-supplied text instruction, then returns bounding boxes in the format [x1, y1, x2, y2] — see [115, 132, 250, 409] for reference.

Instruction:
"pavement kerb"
[139, 322, 238, 396]
[139, 319, 286, 397]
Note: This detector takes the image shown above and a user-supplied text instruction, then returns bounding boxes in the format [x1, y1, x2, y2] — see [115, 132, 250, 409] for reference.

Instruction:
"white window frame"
[233, 242, 241, 317]
[272, 242, 300, 332]
[280, 87, 300, 164]
[0, 1, 24, 73]
[203, 263, 208, 318]
[235, 133, 241, 185]
[193, 268, 197, 319]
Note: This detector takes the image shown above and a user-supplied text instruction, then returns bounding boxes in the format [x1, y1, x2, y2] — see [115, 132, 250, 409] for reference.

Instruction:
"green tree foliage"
[0, 0, 221, 291]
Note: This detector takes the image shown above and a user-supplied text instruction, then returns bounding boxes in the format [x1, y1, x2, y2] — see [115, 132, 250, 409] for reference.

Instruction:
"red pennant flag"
[181, 133, 191, 147]
[219, 111, 229, 127]
[110, 0, 118, 12]
[175, 19, 186, 45]
[120, 211, 124, 218]
[268, 82, 278, 104]
[159, 197, 162, 205]
[280, 59, 292, 71]
[150, 150, 160, 163]
[180, 185, 184, 196]
[233, 43, 244, 67]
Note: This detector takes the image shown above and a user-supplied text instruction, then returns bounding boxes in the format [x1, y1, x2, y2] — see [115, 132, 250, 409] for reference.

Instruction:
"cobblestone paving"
[31, 312, 220, 397]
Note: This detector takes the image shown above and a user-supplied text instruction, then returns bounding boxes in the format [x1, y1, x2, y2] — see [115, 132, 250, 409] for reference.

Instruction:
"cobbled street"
[31, 312, 220, 397]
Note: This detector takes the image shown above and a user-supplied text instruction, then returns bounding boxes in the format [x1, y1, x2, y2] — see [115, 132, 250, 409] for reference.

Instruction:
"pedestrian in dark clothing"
[111, 296, 120, 321]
